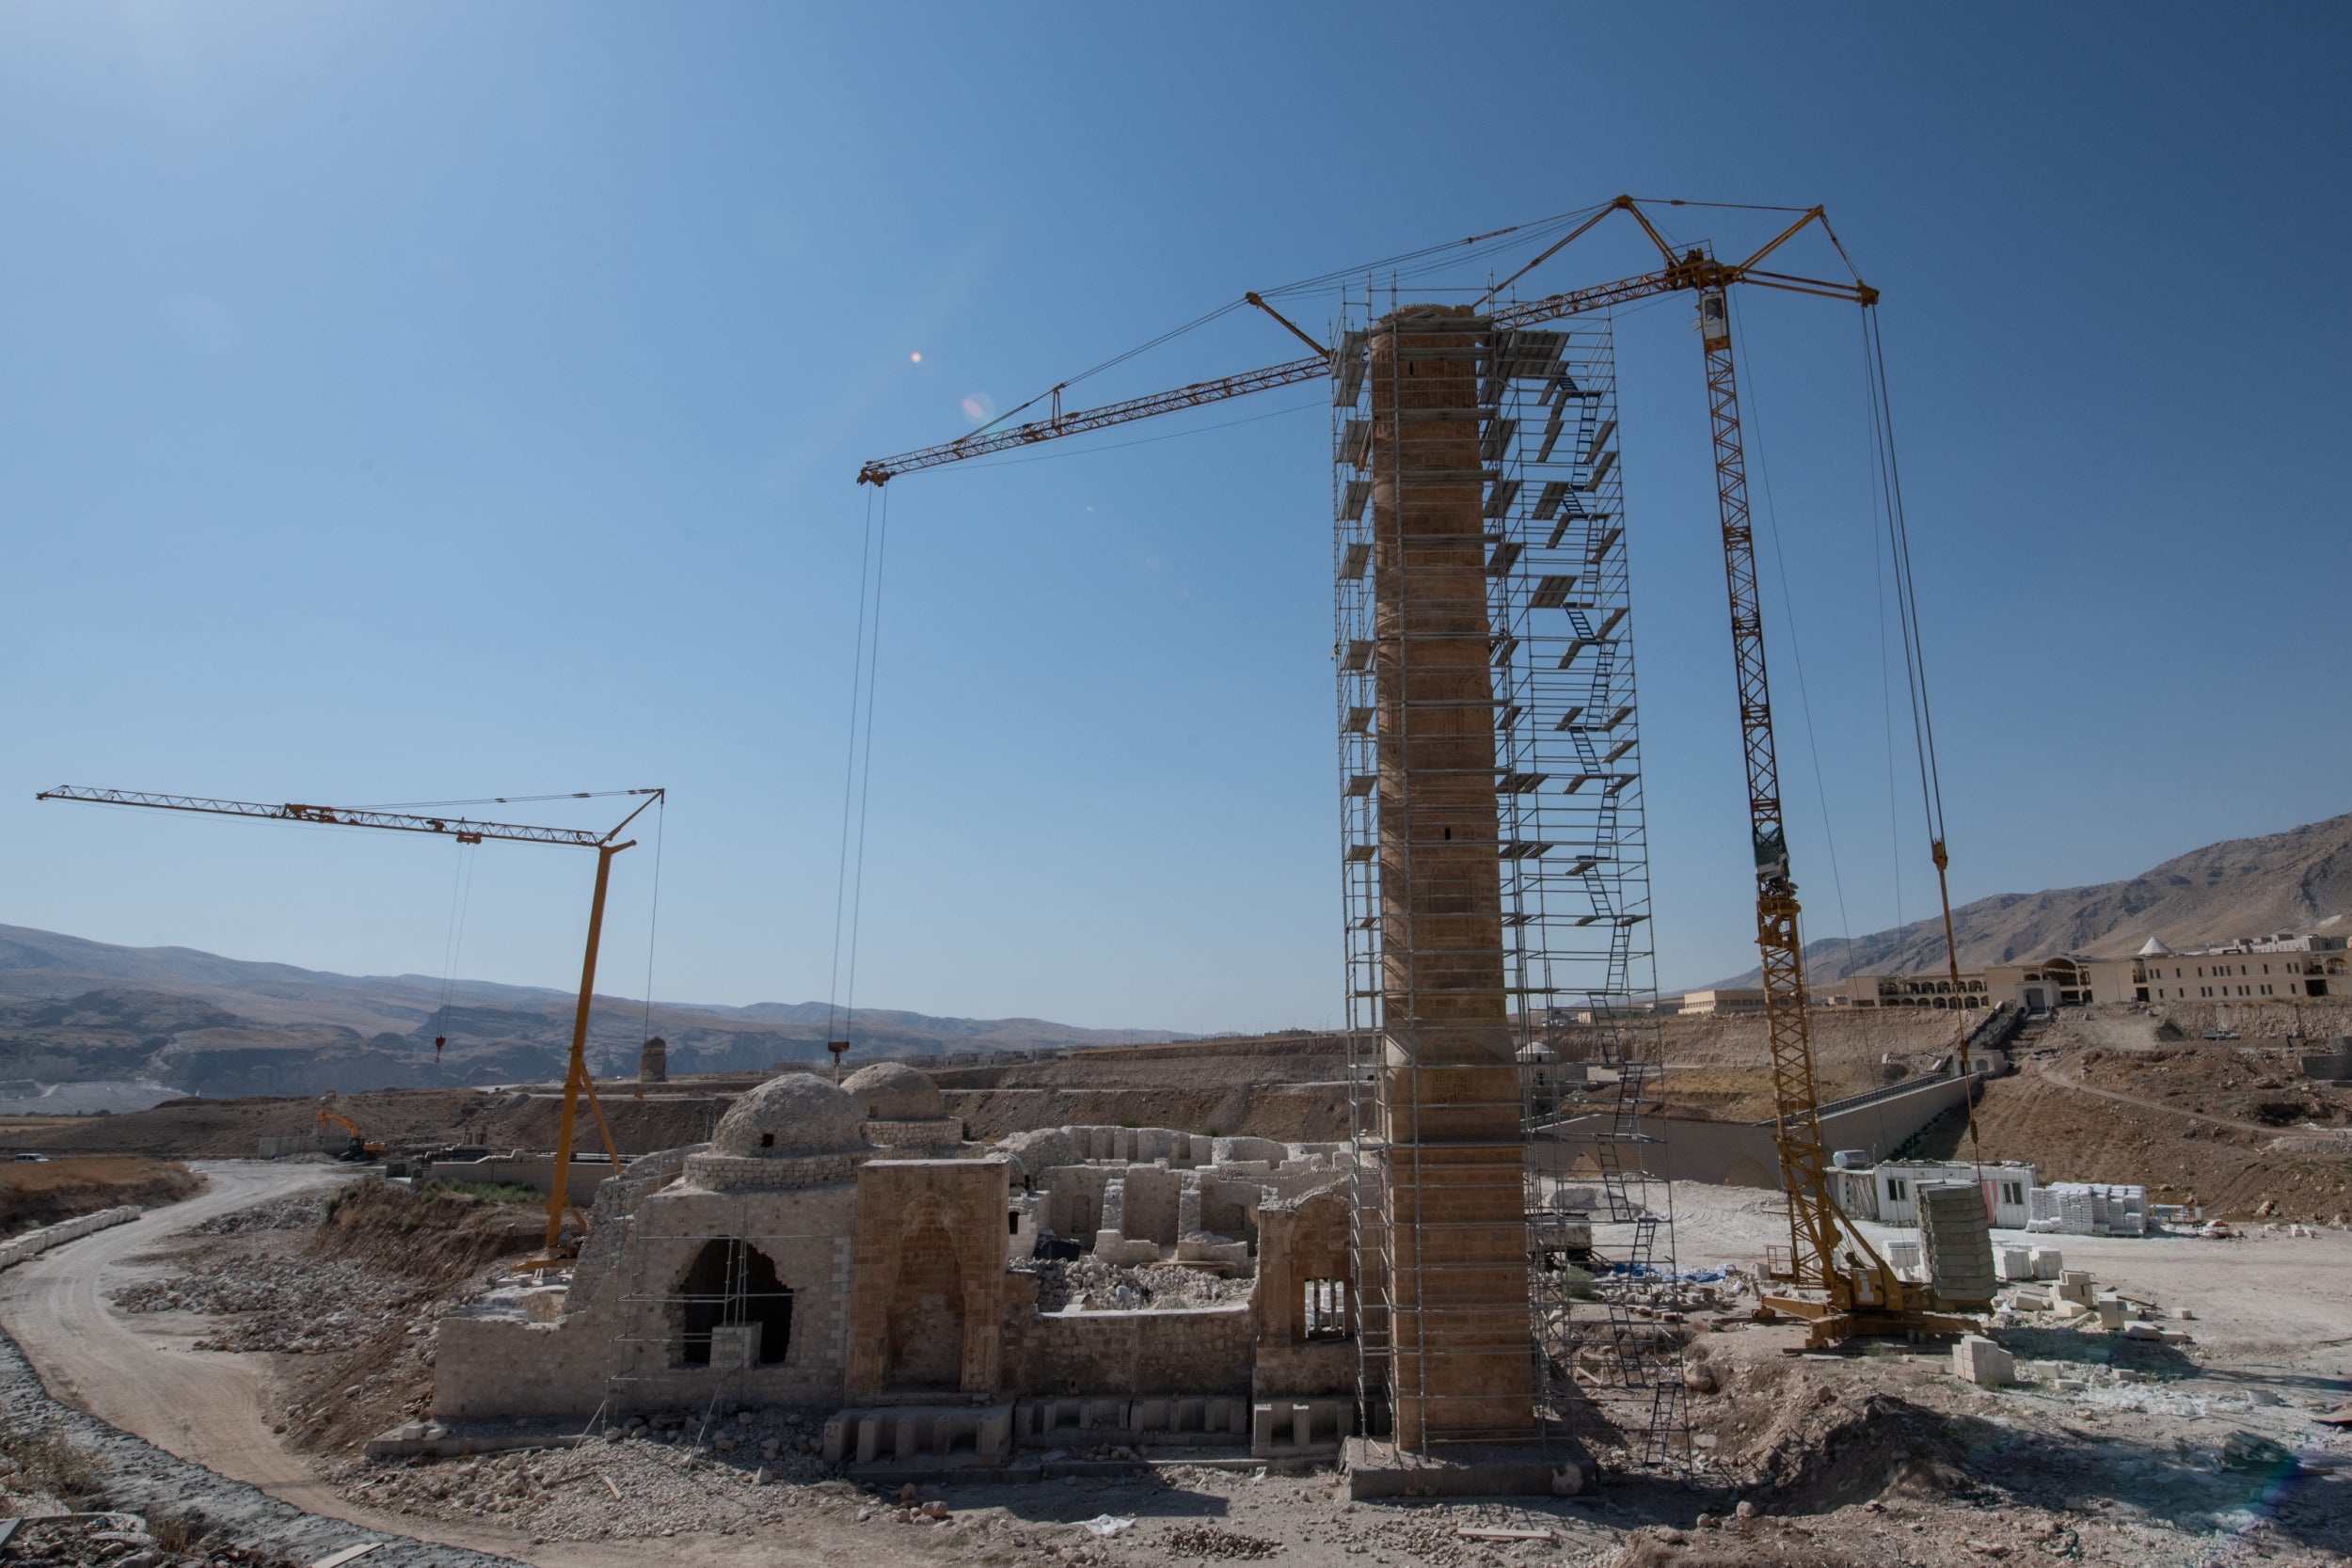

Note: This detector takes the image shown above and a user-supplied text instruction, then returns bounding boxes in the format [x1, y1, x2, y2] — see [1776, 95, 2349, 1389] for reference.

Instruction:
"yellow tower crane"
[37, 784, 662, 1266]
[857, 195, 1976, 1342]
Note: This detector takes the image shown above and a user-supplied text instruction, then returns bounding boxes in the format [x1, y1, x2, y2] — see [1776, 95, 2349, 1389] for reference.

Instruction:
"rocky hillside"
[1717, 810, 2352, 985]
[0, 924, 1183, 1097]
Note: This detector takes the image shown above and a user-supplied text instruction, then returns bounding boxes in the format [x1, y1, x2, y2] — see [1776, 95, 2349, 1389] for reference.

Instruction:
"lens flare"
[961, 392, 995, 422]
[909, 352, 921, 363]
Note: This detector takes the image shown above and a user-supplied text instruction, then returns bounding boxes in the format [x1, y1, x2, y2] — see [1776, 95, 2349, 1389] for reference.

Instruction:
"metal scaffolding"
[602, 1198, 818, 1444]
[1337, 293, 1687, 1471]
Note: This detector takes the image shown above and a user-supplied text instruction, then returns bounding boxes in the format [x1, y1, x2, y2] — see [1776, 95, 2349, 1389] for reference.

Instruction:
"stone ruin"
[427, 1064, 1364, 1468]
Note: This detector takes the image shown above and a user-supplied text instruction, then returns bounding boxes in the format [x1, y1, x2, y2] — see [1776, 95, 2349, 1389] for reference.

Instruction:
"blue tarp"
[1603, 1262, 1732, 1283]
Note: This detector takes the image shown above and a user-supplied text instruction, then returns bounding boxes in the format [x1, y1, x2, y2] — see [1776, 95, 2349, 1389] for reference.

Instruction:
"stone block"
[1996, 1246, 2035, 1282]
[2094, 1297, 2126, 1331]
[1918, 1182, 1998, 1307]
[1951, 1335, 2015, 1386]
[707, 1323, 760, 1370]
[2029, 1247, 2063, 1280]
[823, 1403, 1013, 1471]
[2056, 1270, 2095, 1306]
[1249, 1397, 1352, 1457]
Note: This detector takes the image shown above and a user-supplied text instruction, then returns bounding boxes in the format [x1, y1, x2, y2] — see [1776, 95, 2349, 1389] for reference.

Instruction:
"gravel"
[0, 1512, 310, 1568]
[334, 1406, 845, 1542]
[187, 1195, 329, 1235]
[1166, 1523, 1284, 1559]
[0, 1324, 519, 1568]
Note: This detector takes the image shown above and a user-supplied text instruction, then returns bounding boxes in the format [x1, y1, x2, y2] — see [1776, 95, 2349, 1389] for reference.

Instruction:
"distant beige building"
[1983, 931, 2352, 1009]
[1981, 954, 2138, 1011]
[2131, 932, 2348, 1003]
[1677, 989, 1768, 1017]
[1813, 972, 1991, 1011]
[1735, 928, 2352, 1018]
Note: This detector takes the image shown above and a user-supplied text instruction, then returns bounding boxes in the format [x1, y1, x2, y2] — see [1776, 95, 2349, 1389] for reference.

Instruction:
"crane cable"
[1730, 301, 1855, 963]
[638, 791, 666, 1083]
[1862, 304, 1986, 1169]
[431, 840, 479, 1072]
[962, 204, 1620, 443]
[825, 483, 890, 1058]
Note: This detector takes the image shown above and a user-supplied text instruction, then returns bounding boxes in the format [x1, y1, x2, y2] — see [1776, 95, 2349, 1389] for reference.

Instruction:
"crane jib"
[851, 258, 1871, 487]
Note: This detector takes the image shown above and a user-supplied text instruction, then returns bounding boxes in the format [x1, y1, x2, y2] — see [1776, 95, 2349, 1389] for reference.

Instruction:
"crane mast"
[1692, 283, 1892, 1315]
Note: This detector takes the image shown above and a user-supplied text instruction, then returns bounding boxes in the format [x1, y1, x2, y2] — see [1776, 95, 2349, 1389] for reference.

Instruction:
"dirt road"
[0, 1160, 344, 1476]
[0, 1162, 976, 1568]
[2033, 1055, 2276, 1134]
[0, 1160, 569, 1563]
[2036, 1054, 2352, 1148]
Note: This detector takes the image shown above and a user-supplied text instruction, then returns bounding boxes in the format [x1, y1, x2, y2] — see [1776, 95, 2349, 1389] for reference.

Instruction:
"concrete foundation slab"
[1342, 1437, 1578, 1500]
[821, 1402, 1012, 1469]
[1250, 1397, 1355, 1458]
[1012, 1394, 1252, 1450]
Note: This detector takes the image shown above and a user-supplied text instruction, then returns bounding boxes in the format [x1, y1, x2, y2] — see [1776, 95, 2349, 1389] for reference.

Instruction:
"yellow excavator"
[317, 1105, 386, 1163]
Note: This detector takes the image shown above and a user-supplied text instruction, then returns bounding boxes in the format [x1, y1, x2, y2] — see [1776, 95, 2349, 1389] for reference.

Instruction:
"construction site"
[4, 189, 2349, 1568]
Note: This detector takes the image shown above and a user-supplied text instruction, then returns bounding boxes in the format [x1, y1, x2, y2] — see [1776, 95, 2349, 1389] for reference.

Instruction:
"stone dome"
[708, 1072, 867, 1159]
[840, 1060, 948, 1122]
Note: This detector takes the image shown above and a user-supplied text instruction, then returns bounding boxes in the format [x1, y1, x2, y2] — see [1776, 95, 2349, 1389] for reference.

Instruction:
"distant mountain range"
[0, 924, 1184, 1098]
[1710, 810, 2352, 988]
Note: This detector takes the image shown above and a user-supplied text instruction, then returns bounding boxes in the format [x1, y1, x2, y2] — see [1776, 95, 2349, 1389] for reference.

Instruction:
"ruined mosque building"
[433, 1061, 1365, 1465]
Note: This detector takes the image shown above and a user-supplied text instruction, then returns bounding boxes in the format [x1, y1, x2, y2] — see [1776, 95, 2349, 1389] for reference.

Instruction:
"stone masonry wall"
[1006, 1305, 1253, 1398]
[846, 1159, 1010, 1399]
[1252, 1187, 1359, 1399]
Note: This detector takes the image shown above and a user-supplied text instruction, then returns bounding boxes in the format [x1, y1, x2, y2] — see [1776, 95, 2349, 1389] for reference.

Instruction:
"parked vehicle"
[2201, 1028, 2240, 1040]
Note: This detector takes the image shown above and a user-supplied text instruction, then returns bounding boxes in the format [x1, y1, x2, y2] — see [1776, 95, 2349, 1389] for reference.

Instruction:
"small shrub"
[150, 1513, 202, 1553]
[0, 1427, 103, 1508]
[423, 1180, 544, 1205]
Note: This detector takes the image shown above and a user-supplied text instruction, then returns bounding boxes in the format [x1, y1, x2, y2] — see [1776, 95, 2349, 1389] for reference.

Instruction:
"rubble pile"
[189, 1195, 330, 1235]
[0, 1513, 307, 1568]
[1986, 1260, 2196, 1343]
[110, 1251, 413, 1354]
[1019, 1253, 1252, 1312]
[339, 1409, 843, 1542]
[1164, 1523, 1283, 1560]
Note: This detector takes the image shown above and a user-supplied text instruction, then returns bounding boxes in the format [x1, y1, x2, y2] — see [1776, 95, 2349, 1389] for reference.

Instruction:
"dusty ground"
[0, 1161, 522, 1565]
[0, 1088, 489, 1159]
[0, 1152, 201, 1234]
[1969, 1005, 2352, 1219]
[5, 1016, 2348, 1566]
[8, 1171, 2343, 1568]
[1580, 1009, 1968, 1072]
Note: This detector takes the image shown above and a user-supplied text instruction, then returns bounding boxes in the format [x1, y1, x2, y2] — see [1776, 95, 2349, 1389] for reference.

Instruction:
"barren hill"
[1715, 810, 2352, 985]
[0, 923, 1184, 1096]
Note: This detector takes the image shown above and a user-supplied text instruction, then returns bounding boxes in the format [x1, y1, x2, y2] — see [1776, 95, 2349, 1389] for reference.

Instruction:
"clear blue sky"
[4, 4, 2345, 1034]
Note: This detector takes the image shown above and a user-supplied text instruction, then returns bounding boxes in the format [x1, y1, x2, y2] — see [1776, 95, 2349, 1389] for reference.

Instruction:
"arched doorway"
[885, 1212, 965, 1390]
[675, 1239, 793, 1368]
